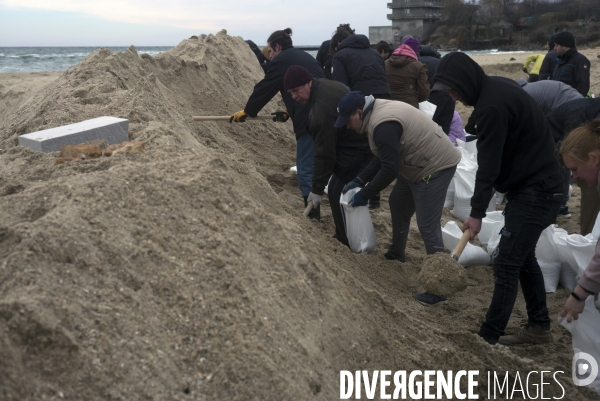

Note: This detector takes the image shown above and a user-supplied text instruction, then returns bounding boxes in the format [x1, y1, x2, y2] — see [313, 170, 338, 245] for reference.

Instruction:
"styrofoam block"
[19, 116, 129, 153]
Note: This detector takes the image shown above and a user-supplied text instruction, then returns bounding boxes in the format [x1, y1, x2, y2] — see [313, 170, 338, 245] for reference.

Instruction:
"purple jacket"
[579, 170, 600, 294]
[448, 111, 465, 145]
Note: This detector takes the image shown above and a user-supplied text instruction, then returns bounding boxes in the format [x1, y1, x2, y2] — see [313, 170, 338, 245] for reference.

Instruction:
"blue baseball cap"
[334, 91, 366, 128]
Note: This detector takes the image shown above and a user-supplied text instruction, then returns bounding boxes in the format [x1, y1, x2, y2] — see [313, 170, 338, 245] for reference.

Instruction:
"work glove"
[342, 177, 364, 194]
[307, 192, 322, 209]
[522, 67, 528, 73]
[349, 190, 369, 208]
[230, 110, 248, 123]
[271, 110, 289, 122]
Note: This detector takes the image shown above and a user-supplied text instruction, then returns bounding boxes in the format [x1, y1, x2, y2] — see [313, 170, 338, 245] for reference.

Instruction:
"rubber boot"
[303, 196, 321, 221]
[497, 326, 553, 346]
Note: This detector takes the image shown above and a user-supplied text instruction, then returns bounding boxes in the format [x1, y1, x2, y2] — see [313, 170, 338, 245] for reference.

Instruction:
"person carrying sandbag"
[336, 91, 460, 267]
[433, 52, 565, 346]
[559, 119, 600, 322]
[283, 66, 372, 247]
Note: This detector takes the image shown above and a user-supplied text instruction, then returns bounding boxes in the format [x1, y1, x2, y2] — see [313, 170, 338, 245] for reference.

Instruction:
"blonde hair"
[559, 119, 600, 164]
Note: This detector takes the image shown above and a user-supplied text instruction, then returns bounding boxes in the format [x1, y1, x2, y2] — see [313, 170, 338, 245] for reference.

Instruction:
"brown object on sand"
[104, 141, 145, 156]
[418, 229, 471, 296]
[58, 144, 102, 159]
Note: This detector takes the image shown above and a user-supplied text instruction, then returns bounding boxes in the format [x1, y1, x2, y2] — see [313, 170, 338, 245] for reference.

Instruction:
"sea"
[0, 46, 528, 74]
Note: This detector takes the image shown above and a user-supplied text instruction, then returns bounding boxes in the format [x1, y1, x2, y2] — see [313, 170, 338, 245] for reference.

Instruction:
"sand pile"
[419, 253, 467, 296]
[0, 32, 598, 400]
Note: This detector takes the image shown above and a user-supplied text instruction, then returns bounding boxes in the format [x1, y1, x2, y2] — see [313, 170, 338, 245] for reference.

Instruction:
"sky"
[0, 1, 392, 46]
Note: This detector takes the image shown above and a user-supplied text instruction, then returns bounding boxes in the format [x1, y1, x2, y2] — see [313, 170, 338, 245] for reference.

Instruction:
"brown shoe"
[498, 326, 553, 346]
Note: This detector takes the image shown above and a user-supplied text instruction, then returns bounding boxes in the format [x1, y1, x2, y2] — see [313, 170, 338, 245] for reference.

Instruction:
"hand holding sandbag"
[349, 191, 368, 207]
[230, 110, 248, 123]
[522, 67, 528, 73]
[342, 177, 363, 194]
[271, 110, 289, 122]
[307, 192, 322, 208]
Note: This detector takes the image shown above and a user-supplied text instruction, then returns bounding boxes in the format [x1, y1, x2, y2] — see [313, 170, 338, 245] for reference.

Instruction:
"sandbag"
[478, 211, 504, 248]
[442, 221, 491, 266]
[418, 101, 437, 120]
[456, 138, 478, 155]
[555, 232, 596, 278]
[559, 263, 578, 291]
[536, 225, 566, 292]
[559, 297, 600, 392]
[340, 188, 376, 254]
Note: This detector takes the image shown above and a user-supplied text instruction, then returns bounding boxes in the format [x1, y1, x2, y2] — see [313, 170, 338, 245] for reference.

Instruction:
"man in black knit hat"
[284, 65, 372, 246]
[551, 31, 591, 96]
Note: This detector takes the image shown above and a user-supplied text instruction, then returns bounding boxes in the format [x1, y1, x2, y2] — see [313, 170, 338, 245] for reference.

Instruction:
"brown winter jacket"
[385, 50, 430, 108]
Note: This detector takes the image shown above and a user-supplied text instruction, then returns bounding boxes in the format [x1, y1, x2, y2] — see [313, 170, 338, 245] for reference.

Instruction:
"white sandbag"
[478, 211, 504, 248]
[555, 232, 596, 278]
[442, 221, 491, 266]
[340, 188, 376, 254]
[536, 225, 565, 292]
[559, 297, 600, 392]
[590, 211, 600, 240]
[450, 148, 496, 221]
[418, 100, 437, 120]
[289, 165, 297, 173]
[495, 192, 506, 205]
[456, 138, 478, 155]
[559, 263, 578, 291]
[444, 178, 455, 208]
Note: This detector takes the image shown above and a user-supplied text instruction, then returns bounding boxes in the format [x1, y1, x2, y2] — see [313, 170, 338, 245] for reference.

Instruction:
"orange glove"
[230, 110, 248, 123]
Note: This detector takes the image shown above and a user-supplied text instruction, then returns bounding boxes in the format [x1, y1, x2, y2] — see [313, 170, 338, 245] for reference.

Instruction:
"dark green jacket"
[307, 79, 372, 194]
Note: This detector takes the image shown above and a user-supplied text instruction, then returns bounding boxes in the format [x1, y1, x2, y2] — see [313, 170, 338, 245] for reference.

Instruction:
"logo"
[572, 352, 598, 386]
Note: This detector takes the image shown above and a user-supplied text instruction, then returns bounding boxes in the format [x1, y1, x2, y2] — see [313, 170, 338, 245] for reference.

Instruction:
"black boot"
[303, 196, 321, 221]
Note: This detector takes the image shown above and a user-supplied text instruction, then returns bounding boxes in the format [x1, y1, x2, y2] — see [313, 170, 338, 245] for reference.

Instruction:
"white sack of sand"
[418, 253, 467, 296]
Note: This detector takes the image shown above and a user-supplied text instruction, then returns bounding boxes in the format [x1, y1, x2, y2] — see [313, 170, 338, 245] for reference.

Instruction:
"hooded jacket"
[332, 35, 391, 98]
[316, 39, 333, 79]
[547, 98, 600, 142]
[518, 78, 583, 115]
[244, 46, 325, 139]
[307, 79, 372, 194]
[552, 47, 591, 96]
[385, 45, 430, 108]
[433, 52, 563, 218]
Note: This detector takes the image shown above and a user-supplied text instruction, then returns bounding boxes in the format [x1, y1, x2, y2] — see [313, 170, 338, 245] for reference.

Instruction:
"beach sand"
[0, 35, 598, 400]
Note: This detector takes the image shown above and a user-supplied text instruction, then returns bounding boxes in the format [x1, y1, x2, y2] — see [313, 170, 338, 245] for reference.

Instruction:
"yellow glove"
[230, 110, 248, 123]
[271, 110, 290, 122]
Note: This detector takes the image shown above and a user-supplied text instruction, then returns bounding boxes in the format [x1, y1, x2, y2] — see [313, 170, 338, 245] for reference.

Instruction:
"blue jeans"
[295, 133, 314, 197]
[479, 182, 563, 344]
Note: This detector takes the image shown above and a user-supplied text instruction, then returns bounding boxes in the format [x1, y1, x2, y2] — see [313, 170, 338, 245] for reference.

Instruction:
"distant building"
[369, 0, 443, 46]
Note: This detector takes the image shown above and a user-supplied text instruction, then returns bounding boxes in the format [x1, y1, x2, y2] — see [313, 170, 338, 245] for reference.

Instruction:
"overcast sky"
[0, 1, 392, 47]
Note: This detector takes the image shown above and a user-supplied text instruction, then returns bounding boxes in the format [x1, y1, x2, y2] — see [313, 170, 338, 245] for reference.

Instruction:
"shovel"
[192, 115, 274, 121]
[303, 201, 314, 217]
[451, 228, 471, 261]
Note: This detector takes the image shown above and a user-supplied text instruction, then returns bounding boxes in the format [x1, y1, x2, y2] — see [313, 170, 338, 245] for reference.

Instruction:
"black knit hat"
[284, 65, 312, 90]
[554, 32, 576, 48]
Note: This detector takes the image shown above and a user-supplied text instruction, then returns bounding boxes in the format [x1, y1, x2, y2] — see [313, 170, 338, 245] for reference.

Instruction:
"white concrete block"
[19, 116, 129, 153]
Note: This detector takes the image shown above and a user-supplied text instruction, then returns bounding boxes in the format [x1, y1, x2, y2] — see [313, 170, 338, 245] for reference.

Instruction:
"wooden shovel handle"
[303, 201, 314, 217]
[192, 115, 274, 121]
[451, 229, 471, 261]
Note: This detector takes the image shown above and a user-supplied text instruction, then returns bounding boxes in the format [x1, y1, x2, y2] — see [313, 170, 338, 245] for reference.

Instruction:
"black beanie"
[284, 65, 313, 90]
[553, 32, 576, 48]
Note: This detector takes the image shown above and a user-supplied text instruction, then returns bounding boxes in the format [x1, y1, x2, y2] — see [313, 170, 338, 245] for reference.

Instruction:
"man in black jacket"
[548, 98, 600, 235]
[433, 52, 564, 346]
[331, 34, 391, 99]
[230, 28, 325, 219]
[284, 65, 372, 245]
[551, 31, 591, 96]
